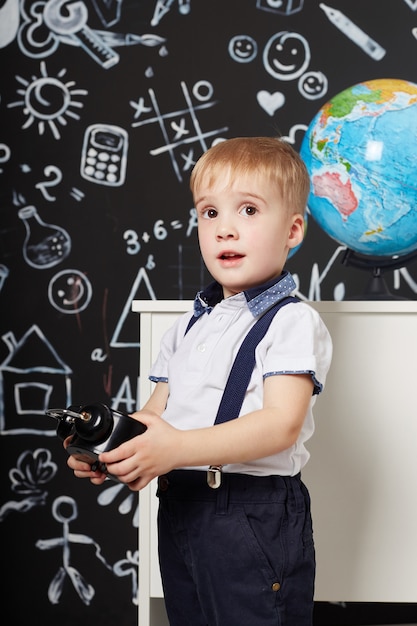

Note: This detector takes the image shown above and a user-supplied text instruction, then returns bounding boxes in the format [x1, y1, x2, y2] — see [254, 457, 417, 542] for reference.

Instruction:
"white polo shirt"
[149, 272, 333, 476]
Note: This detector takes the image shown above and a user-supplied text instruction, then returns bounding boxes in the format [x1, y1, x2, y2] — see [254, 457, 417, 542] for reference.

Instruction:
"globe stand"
[341, 248, 417, 300]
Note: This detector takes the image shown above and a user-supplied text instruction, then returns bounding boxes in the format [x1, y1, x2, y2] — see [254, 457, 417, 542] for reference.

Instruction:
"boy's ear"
[288, 213, 305, 248]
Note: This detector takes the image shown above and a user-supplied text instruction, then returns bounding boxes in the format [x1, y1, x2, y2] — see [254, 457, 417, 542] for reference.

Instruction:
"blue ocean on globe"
[300, 78, 417, 257]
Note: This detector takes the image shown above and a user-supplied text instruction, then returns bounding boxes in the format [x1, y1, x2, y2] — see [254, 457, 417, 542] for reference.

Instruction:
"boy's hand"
[97, 410, 181, 491]
[63, 436, 108, 485]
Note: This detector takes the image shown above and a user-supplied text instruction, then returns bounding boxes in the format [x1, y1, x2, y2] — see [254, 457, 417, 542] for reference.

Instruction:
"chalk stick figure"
[36, 495, 112, 605]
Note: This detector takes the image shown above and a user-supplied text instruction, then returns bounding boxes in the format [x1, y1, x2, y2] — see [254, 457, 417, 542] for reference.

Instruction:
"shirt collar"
[192, 271, 296, 320]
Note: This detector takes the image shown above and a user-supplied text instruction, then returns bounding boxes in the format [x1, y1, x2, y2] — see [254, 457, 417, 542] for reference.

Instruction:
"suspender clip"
[207, 465, 222, 489]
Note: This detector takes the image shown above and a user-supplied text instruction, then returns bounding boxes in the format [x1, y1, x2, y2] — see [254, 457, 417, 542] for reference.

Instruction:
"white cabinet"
[132, 300, 417, 626]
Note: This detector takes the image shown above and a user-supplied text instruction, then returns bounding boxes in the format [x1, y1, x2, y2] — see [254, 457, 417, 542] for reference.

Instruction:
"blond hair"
[190, 136, 310, 215]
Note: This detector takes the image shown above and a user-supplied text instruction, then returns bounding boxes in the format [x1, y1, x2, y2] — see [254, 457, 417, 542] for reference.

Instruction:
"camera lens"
[74, 402, 113, 443]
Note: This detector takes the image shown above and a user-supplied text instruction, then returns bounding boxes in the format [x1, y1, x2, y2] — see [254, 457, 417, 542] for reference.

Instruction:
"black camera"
[45, 402, 147, 479]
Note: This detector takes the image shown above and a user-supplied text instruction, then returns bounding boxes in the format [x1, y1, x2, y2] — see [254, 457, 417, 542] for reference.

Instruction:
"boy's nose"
[216, 222, 238, 240]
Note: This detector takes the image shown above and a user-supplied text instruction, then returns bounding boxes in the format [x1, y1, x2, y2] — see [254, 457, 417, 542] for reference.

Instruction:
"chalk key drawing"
[43, 0, 120, 69]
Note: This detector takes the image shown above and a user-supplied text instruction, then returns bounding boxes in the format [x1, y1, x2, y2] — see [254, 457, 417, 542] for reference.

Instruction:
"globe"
[300, 78, 417, 258]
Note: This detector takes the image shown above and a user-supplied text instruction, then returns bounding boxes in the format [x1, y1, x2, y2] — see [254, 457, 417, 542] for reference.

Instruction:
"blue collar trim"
[192, 271, 296, 320]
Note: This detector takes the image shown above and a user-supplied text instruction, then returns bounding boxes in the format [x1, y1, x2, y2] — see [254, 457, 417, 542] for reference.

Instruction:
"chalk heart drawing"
[403, 0, 417, 10]
[257, 90, 285, 116]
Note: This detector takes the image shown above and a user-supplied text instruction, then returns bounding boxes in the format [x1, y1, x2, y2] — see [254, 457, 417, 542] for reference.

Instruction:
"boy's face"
[194, 169, 304, 298]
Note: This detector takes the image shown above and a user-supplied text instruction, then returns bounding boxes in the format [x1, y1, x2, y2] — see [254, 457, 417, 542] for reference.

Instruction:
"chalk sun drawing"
[7, 61, 87, 140]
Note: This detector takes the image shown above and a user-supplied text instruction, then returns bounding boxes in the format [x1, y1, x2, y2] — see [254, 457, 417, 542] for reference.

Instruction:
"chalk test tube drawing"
[36, 496, 112, 605]
[18, 205, 71, 269]
[320, 4, 386, 61]
[43, 0, 120, 69]
[0, 448, 56, 522]
[80, 124, 128, 186]
[7, 61, 87, 140]
[0, 325, 72, 435]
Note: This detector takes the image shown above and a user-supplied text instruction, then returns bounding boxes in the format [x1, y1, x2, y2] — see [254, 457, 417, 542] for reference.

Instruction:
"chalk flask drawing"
[18, 205, 71, 269]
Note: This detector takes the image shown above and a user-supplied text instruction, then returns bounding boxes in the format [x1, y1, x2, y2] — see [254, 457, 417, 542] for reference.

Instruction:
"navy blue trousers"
[156, 470, 315, 626]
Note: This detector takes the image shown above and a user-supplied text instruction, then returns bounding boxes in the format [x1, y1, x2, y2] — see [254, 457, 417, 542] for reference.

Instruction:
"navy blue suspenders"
[186, 295, 300, 425]
[185, 295, 299, 487]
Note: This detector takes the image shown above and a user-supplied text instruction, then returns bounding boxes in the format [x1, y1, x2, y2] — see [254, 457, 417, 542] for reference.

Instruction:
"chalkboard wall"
[1, 1, 416, 624]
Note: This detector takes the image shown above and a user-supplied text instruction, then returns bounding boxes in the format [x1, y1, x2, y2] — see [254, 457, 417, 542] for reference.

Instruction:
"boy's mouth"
[218, 252, 244, 260]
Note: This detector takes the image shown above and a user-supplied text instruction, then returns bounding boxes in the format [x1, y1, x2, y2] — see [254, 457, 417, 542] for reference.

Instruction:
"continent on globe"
[312, 171, 358, 219]
[300, 78, 417, 258]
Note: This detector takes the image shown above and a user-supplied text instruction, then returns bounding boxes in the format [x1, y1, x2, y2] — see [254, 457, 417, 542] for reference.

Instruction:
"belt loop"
[215, 473, 229, 515]
[285, 473, 303, 515]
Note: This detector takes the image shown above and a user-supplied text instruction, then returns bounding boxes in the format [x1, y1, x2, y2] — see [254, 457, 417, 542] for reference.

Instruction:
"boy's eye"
[240, 205, 257, 216]
[202, 208, 217, 219]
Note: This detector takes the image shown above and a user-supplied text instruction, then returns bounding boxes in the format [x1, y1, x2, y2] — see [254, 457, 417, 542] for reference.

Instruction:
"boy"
[67, 137, 332, 625]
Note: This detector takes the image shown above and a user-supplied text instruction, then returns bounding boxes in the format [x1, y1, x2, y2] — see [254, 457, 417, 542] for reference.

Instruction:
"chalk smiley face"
[263, 31, 310, 80]
[228, 35, 258, 63]
[298, 71, 328, 100]
[48, 269, 92, 314]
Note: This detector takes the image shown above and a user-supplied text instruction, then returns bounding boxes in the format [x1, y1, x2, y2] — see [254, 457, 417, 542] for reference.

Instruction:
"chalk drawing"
[48, 269, 93, 314]
[130, 80, 228, 182]
[36, 495, 112, 605]
[0, 325, 72, 435]
[80, 124, 128, 186]
[0, 448, 56, 522]
[7, 61, 87, 140]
